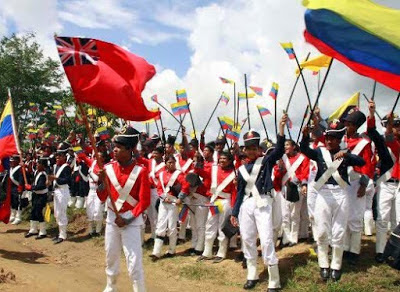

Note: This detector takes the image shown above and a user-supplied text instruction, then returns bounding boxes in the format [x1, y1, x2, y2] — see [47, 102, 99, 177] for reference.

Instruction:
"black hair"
[164, 154, 176, 163]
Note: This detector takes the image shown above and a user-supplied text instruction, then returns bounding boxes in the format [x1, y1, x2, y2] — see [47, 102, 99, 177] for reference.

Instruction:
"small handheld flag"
[171, 101, 190, 116]
[269, 82, 279, 100]
[257, 105, 271, 116]
[221, 92, 230, 105]
[219, 116, 234, 130]
[249, 86, 263, 96]
[219, 77, 235, 84]
[176, 89, 187, 102]
[151, 94, 158, 103]
[280, 42, 295, 59]
[226, 126, 241, 142]
[238, 92, 256, 100]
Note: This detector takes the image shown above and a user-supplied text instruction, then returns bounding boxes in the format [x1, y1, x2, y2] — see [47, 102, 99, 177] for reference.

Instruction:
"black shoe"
[243, 280, 258, 290]
[320, 268, 330, 281]
[375, 253, 385, 263]
[145, 238, 154, 246]
[194, 250, 203, 256]
[163, 252, 175, 259]
[348, 252, 359, 266]
[288, 242, 297, 247]
[36, 234, 47, 240]
[242, 258, 247, 269]
[54, 238, 64, 244]
[52, 236, 59, 242]
[267, 289, 281, 292]
[196, 255, 211, 262]
[213, 256, 224, 263]
[185, 248, 195, 256]
[25, 232, 38, 238]
[331, 269, 342, 282]
[235, 252, 244, 263]
[343, 250, 351, 259]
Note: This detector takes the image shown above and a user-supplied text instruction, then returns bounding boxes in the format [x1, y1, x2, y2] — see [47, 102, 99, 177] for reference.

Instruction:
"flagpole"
[306, 59, 334, 127]
[203, 96, 222, 132]
[244, 74, 251, 130]
[8, 89, 28, 185]
[293, 53, 313, 110]
[159, 111, 167, 145]
[237, 92, 240, 128]
[154, 101, 181, 124]
[297, 106, 309, 143]
[233, 82, 237, 127]
[61, 105, 76, 130]
[176, 113, 188, 137]
[188, 103, 197, 140]
[154, 113, 165, 150]
[217, 117, 231, 151]
[77, 102, 121, 221]
[274, 93, 278, 140]
[363, 94, 382, 121]
[391, 92, 400, 114]
[371, 80, 377, 101]
[257, 109, 270, 140]
[285, 52, 311, 113]
[240, 118, 248, 130]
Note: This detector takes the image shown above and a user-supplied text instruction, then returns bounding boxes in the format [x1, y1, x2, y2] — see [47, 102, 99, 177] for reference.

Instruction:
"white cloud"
[59, 0, 136, 29]
[145, 0, 399, 142]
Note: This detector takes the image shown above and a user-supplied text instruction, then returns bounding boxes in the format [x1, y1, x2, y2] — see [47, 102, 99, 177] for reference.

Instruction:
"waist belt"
[387, 178, 400, 183]
[54, 184, 69, 190]
[35, 189, 48, 195]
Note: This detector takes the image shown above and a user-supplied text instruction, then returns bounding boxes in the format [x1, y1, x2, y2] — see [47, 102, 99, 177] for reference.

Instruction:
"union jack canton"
[55, 36, 99, 67]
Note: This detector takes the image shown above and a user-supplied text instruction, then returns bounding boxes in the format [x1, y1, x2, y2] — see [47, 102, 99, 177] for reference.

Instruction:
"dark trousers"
[31, 193, 47, 222]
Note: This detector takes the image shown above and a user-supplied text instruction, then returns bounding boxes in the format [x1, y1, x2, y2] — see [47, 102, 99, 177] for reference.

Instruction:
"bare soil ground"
[1, 212, 400, 292]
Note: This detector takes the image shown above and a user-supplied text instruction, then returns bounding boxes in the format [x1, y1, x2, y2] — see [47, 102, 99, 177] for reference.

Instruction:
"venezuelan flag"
[220, 92, 230, 105]
[219, 77, 235, 84]
[73, 146, 84, 154]
[171, 101, 189, 116]
[238, 92, 256, 100]
[249, 86, 263, 96]
[219, 116, 234, 130]
[269, 82, 279, 100]
[257, 105, 271, 117]
[303, 0, 400, 91]
[96, 126, 110, 140]
[178, 205, 189, 223]
[280, 42, 295, 59]
[226, 126, 241, 142]
[0, 99, 19, 159]
[176, 89, 187, 102]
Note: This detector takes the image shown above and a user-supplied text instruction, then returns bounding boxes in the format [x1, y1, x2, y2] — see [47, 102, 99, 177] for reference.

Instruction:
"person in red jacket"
[197, 151, 237, 263]
[151, 155, 185, 261]
[342, 109, 375, 265]
[278, 140, 309, 247]
[97, 127, 150, 292]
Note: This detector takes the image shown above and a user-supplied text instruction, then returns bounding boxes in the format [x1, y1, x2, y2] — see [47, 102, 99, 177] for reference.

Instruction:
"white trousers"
[203, 198, 231, 258]
[239, 196, 278, 274]
[272, 190, 283, 241]
[281, 187, 303, 244]
[86, 188, 104, 222]
[315, 185, 348, 248]
[307, 182, 318, 240]
[188, 194, 209, 251]
[53, 187, 70, 237]
[299, 195, 309, 239]
[104, 222, 145, 284]
[145, 188, 159, 238]
[376, 181, 400, 253]
[155, 201, 178, 254]
[364, 180, 375, 235]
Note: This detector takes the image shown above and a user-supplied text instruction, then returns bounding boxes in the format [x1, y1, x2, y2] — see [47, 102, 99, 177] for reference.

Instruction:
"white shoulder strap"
[314, 148, 347, 190]
[55, 164, 68, 178]
[34, 171, 47, 185]
[376, 148, 396, 185]
[10, 166, 21, 186]
[105, 163, 142, 211]
[282, 154, 305, 185]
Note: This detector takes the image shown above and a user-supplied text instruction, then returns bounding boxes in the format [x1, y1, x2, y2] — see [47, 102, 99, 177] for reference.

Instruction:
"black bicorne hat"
[113, 127, 140, 148]
[243, 130, 260, 147]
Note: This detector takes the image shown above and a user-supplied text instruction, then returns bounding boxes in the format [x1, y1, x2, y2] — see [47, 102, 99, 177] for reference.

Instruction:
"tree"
[0, 33, 75, 142]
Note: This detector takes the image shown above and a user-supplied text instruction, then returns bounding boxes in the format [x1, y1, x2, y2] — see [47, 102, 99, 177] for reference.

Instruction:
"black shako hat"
[113, 127, 140, 149]
[204, 141, 216, 152]
[215, 135, 226, 145]
[343, 108, 366, 128]
[56, 142, 71, 154]
[243, 130, 261, 147]
[324, 119, 346, 139]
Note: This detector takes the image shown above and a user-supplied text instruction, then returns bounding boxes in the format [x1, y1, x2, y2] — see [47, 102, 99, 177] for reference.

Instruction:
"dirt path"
[0, 221, 248, 292]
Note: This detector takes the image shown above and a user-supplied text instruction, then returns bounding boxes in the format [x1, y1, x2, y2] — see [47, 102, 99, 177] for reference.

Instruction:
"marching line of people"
[2, 101, 400, 291]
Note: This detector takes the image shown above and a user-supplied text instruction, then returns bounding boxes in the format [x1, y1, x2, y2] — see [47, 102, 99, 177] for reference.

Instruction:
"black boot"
[348, 252, 359, 266]
[320, 268, 330, 281]
[243, 280, 258, 290]
[331, 269, 342, 282]
[375, 253, 385, 263]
